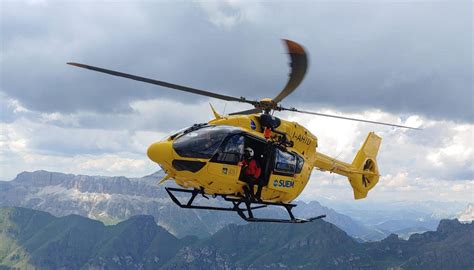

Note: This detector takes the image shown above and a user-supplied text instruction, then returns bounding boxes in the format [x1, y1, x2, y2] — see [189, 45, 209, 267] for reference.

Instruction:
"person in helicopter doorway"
[239, 147, 263, 201]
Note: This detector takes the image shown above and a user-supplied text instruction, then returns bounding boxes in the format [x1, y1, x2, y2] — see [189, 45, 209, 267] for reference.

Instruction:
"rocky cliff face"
[0, 170, 377, 240]
[365, 219, 474, 269]
[0, 170, 245, 238]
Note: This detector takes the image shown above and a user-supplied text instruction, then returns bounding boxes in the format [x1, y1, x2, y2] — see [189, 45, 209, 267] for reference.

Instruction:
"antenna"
[223, 102, 227, 115]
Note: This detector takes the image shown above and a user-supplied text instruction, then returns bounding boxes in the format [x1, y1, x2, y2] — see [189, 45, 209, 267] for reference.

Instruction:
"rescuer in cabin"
[239, 147, 263, 201]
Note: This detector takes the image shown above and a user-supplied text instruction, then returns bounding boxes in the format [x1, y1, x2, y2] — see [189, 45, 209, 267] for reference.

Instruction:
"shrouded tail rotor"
[348, 132, 381, 199]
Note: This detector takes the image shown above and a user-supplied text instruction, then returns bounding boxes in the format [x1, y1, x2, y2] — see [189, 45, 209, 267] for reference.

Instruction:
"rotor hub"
[256, 98, 278, 113]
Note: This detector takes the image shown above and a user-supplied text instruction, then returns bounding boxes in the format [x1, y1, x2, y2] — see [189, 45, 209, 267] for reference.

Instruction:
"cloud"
[286, 110, 473, 181]
[0, 97, 237, 179]
[197, 0, 265, 29]
[291, 109, 473, 202]
[1, 1, 471, 122]
[1, 99, 472, 201]
[13, 98, 223, 133]
[1, 151, 156, 180]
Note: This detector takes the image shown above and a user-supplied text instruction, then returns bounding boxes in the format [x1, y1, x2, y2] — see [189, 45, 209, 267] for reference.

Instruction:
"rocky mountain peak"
[437, 218, 466, 233]
[382, 233, 401, 242]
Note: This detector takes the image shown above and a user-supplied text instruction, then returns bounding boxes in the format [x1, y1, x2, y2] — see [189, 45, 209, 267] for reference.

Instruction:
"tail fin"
[348, 132, 382, 199]
[209, 103, 222, 119]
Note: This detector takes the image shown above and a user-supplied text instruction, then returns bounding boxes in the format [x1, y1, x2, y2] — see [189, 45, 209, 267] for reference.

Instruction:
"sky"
[1, 0, 472, 203]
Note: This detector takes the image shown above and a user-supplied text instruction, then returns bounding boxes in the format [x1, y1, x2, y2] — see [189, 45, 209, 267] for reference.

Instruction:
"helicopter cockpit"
[172, 125, 242, 159]
[171, 124, 305, 189]
[171, 124, 304, 176]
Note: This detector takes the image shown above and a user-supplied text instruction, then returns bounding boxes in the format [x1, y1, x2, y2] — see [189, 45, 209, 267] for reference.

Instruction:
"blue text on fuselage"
[273, 179, 294, 188]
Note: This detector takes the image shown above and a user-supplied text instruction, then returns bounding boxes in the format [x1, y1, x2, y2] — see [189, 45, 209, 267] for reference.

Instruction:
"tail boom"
[314, 132, 382, 199]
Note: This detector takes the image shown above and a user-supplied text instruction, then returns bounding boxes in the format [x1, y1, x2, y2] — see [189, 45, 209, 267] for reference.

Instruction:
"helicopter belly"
[170, 162, 303, 203]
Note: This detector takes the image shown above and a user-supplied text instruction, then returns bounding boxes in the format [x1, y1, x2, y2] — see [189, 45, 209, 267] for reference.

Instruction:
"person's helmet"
[244, 147, 254, 158]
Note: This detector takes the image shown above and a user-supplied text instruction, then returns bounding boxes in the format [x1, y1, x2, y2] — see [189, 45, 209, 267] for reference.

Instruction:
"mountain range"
[1, 170, 469, 242]
[0, 170, 382, 241]
[1, 207, 472, 270]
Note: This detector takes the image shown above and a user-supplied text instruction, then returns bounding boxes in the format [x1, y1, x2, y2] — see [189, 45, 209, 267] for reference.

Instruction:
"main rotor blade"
[280, 107, 421, 130]
[67, 62, 257, 104]
[229, 108, 262, 115]
[272, 40, 308, 104]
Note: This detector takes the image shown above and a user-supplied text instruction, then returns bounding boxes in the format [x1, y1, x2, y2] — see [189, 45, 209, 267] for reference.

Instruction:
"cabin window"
[212, 135, 244, 164]
[274, 148, 297, 175]
[173, 125, 237, 159]
[295, 154, 304, 173]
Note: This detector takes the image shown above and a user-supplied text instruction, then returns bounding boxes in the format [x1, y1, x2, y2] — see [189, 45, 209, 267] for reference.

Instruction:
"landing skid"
[165, 187, 326, 223]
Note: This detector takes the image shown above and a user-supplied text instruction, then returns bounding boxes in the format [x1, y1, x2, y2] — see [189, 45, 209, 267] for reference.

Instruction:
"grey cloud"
[1, 1, 472, 124]
[377, 125, 473, 181]
[6, 98, 219, 134]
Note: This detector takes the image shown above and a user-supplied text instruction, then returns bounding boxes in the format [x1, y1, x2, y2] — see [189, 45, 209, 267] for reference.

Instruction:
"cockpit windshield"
[173, 125, 240, 159]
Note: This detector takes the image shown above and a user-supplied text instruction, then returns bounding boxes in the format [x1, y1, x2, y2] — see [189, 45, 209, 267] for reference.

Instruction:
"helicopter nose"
[147, 141, 173, 168]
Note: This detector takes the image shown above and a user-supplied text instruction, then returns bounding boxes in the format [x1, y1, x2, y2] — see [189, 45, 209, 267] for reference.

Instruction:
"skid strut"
[165, 187, 326, 223]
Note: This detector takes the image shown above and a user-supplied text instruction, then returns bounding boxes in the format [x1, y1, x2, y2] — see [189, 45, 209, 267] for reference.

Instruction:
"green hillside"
[1, 207, 472, 270]
[0, 207, 194, 269]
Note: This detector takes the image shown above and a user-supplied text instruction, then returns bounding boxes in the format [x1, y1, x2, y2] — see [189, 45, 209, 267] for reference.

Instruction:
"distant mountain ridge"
[1, 207, 473, 270]
[317, 198, 469, 239]
[0, 170, 380, 240]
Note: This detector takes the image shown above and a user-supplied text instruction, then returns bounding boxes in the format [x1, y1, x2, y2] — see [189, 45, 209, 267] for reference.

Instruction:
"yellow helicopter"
[68, 40, 418, 223]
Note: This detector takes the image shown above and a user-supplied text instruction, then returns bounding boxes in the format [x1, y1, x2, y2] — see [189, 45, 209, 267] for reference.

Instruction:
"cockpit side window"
[274, 148, 297, 175]
[212, 134, 244, 164]
[295, 154, 304, 174]
[173, 126, 236, 159]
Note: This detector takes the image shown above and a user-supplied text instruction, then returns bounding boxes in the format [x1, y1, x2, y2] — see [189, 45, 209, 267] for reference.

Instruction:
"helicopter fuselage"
[147, 114, 318, 203]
